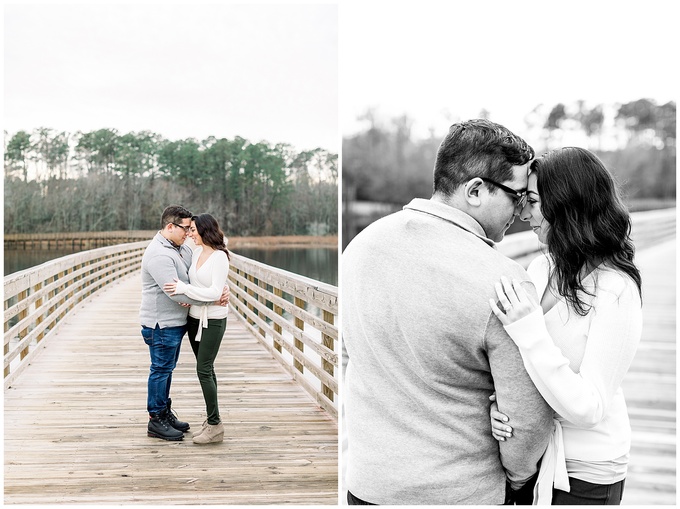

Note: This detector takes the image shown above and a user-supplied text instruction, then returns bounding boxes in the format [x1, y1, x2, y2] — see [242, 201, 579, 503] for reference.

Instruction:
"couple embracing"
[140, 206, 231, 444]
[343, 120, 642, 505]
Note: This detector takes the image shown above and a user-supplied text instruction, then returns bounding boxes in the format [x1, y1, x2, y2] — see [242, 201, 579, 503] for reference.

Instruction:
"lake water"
[3, 246, 338, 286]
[234, 247, 337, 286]
[4, 249, 80, 277]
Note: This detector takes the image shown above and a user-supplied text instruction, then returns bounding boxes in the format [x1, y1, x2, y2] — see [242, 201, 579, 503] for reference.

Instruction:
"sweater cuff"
[503, 307, 548, 350]
[174, 280, 188, 295]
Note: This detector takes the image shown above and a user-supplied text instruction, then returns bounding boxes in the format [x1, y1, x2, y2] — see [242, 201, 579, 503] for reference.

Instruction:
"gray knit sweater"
[343, 198, 553, 505]
[139, 232, 205, 329]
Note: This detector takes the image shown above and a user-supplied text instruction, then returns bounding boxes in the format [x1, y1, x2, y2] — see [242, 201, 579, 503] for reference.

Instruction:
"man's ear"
[464, 178, 484, 207]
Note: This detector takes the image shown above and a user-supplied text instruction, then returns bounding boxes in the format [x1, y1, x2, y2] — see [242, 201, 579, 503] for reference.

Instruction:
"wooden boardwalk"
[621, 239, 676, 505]
[4, 273, 338, 505]
[341, 240, 676, 505]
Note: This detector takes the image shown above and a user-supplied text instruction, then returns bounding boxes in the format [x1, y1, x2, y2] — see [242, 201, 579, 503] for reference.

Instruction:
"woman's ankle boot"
[193, 421, 224, 444]
[192, 419, 208, 438]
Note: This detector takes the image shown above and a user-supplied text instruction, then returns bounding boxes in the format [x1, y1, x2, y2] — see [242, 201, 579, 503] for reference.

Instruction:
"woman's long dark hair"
[532, 147, 641, 316]
[192, 213, 231, 261]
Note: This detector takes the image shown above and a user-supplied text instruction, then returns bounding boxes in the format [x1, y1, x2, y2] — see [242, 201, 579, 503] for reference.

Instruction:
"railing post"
[66, 267, 74, 312]
[235, 269, 247, 321]
[85, 260, 93, 297]
[57, 271, 67, 320]
[258, 279, 267, 337]
[294, 297, 305, 373]
[322, 310, 335, 402]
[247, 274, 256, 326]
[18, 290, 29, 361]
[18, 288, 29, 359]
[4, 299, 10, 379]
[47, 275, 56, 319]
[273, 288, 283, 353]
[34, 282, 45, 344]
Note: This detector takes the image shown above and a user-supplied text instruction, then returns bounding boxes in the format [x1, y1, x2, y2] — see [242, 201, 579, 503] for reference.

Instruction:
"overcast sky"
[4, 2, 338, 153]
[4, 1, 677, 154]
[340, 0, 678, 140]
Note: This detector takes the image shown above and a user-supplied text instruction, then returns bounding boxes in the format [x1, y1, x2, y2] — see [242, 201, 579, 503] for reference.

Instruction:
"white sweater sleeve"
[173, 251, 229, 302]
[503, 279, 642, 428]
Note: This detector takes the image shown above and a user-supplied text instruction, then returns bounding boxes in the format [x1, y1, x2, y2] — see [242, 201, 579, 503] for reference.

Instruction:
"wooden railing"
[3, 240, 340, 419]
[4, 231, 157, 250]
[496, 208, 676, 268]
[3, 241, 149, 389]
[4, 231, 339, 251]
[228, 254, 339, 419]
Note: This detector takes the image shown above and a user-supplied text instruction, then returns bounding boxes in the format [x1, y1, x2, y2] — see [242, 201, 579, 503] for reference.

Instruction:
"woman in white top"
[488, 147, 643, 505]
[165, 213, 231, 444]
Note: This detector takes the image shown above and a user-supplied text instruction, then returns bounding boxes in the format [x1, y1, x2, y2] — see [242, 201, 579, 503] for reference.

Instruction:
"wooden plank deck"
[340, 239, 676, 505]
[4, 273, 338, 505]
[621, 239, 676, 505]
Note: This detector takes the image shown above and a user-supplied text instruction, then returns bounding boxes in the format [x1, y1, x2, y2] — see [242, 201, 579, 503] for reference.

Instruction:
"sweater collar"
[403, 198, 495, 247]
[155, 231, 184, 252]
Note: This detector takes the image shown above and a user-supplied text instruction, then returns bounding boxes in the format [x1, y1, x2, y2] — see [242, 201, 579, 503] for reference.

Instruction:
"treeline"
[4, 129, 337, 236]
[343, 98, 676, 207]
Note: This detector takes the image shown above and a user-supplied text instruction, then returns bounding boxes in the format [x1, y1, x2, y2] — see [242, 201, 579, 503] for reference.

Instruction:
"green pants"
[187, 316, 227, 425]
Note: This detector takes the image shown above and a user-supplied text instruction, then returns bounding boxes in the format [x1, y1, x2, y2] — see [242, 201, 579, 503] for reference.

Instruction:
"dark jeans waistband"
[553, 477, 625, 505]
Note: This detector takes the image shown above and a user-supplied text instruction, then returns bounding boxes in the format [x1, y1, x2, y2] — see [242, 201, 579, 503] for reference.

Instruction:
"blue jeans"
[142, 324, 187, 415]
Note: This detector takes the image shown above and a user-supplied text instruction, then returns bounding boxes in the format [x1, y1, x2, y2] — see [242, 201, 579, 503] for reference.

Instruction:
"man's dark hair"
[433, 119, 534, 196]
[161, 205, 192, 229]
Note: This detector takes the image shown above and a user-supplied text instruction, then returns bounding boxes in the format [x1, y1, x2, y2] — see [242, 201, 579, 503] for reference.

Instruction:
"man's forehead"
[179, 218, 191, 225]
[510, 164, 529, 185]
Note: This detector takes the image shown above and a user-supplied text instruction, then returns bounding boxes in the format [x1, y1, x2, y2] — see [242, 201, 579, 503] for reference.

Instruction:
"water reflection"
[232, 247, 338, 286]
[4, 249, 80, 276]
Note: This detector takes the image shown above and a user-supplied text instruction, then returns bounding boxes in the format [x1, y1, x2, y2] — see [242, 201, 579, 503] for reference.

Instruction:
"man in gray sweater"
[343, 119, 553, 504]
[140, 205, 228, 441]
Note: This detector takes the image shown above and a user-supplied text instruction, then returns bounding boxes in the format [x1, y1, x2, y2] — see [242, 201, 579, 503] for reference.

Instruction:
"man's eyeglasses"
[479, 177, 527, 209]
[172, 223, 191, 233]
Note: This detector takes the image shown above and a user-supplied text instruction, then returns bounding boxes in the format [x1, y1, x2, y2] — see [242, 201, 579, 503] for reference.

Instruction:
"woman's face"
[520, 172, 550, 244]
[188, 221, 203, 246]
